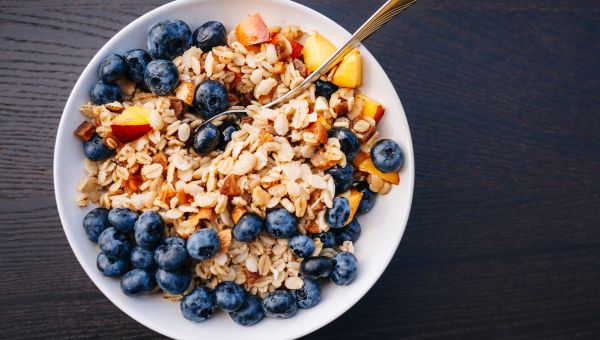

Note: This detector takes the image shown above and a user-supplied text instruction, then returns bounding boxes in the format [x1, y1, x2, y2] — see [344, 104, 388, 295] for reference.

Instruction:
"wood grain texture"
[1, 0, 600, 339]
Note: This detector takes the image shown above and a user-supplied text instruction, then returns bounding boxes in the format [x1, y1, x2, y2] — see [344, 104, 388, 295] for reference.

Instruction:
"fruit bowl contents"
[74, 13, 404, 325]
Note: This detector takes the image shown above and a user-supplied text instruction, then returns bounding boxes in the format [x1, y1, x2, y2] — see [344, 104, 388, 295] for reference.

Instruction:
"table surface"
[2, 0, 600, 339]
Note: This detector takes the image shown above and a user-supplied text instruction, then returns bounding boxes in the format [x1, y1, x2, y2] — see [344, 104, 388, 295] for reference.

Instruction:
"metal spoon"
[200, 0, 418, 127]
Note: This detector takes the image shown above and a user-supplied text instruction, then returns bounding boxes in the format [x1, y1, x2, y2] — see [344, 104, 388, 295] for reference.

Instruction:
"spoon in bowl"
[199, 0, 418, 128]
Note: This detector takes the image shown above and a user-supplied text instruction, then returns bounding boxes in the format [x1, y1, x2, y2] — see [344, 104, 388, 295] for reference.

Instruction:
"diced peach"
[236, 13, 271, 46]
[302, 31, 337, 72]
[351, 151, 370, 168]
[356, 93, 385, 123]
[332, 48, 362, 88]
[271, 33, 304, 59]
[110, 106, 151, 143]
[341, 189, 363, 225]
[356, 156, 400, 185]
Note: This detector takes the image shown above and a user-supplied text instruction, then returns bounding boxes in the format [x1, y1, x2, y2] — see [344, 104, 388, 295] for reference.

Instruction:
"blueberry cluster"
[82, 204, 357, 325]
[88, 19, 229, 115]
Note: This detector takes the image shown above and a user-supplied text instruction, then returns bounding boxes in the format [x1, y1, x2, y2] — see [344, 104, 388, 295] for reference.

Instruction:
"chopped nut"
[293, 59, 308, 78]
[218, 230, 232, 252]
[105, 101, 124, 112]
[305, 223, 320, 234]
[220, 174, 243, 196]
[124, 172, 143, 194]
[73, 121, 95, 141]
[117, 78, 136, 96]
[157, 182, 176, 204]
[274, 40, 290, 61]
[310, 149, 338, 169]
[244, 269, 262, 284]
[188, 207, 216, 225]
[105, 137, 118, 150]
[334, 101, 349, 116]
[152, 152, 168, 171]
[176, 189, 193, 205]
[175, 81, 195, 105]
[79, 103, 95, 119]
[169, 99, 184, 117]
[232, 206, 247, 224]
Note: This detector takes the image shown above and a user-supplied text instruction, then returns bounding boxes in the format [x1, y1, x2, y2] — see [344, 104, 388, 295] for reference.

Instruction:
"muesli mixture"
[74, 13, 404, 325]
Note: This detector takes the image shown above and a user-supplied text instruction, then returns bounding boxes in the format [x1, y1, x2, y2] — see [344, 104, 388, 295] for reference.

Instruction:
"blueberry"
[147, 19, 192, 60]
[123, 49, 152, 83]
[156, 268, 191, 295]
[134, 211, 165, 249]
[314, 232, 336, 248]
[315, 79, 339, 99]
[354, 181, 377, 214]
[265, 208, 297, 239]
[186, 228, 219, 260]
[180, 287, 215, 322]
[328, 127, 359, 161]
[217, 123, 239, 150]
[154, 237, 188, 270]
[97, 252, 128, 277]
[144, 59, 179, 96]
[233, 212, 263, 242]
[370, 139, 404, 172]
[98, 54, 128, 83]
[262, 290, 297, 319]
[229, 295, 265, 326]
[325, 163, 353, 195]
[98, 227, 132, 259]
[108, 208, 138, 233]
[83, 133, 115, 161]
[215, 281, 246, 312]
[82, 207, 110, 243]
[190, 123, 220, 155]
[192, 21, 227, 51]
[193, 80, 229, 119]
[325, 197, 351, 229]
[90, 80, 122, 105]
[294, 278, 321, 308]
[330, 251, 358, 285]
[333, 218, 361, 244]
[300, 256, 334, 279]
[120, 269, 156, 296]
[130, 246, 155, 270]
[289, 235, 315, 258]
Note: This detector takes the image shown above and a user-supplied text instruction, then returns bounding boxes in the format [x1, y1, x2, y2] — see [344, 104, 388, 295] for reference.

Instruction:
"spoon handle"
[262, 0, 418, 109]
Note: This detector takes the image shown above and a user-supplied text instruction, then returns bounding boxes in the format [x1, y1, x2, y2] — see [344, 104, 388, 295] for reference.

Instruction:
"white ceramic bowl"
[53, 0, 414, 338]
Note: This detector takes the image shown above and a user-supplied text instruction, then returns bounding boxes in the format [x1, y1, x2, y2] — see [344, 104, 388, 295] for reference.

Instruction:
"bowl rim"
[53, 0, 415, 338]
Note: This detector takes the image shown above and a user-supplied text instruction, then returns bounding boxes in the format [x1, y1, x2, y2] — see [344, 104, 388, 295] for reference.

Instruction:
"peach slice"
[353, 151, 400, 185]
[111, 106, 151, 143]
[236, 13, 271, 46]
[356, 93, 385, 124]
[302, 31, 337, 72]
[341, 189, 363, 225]
[332, 48, 362, 88]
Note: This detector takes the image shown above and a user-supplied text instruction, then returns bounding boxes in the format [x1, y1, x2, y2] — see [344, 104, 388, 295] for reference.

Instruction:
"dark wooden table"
[2, 0, 600, 338]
